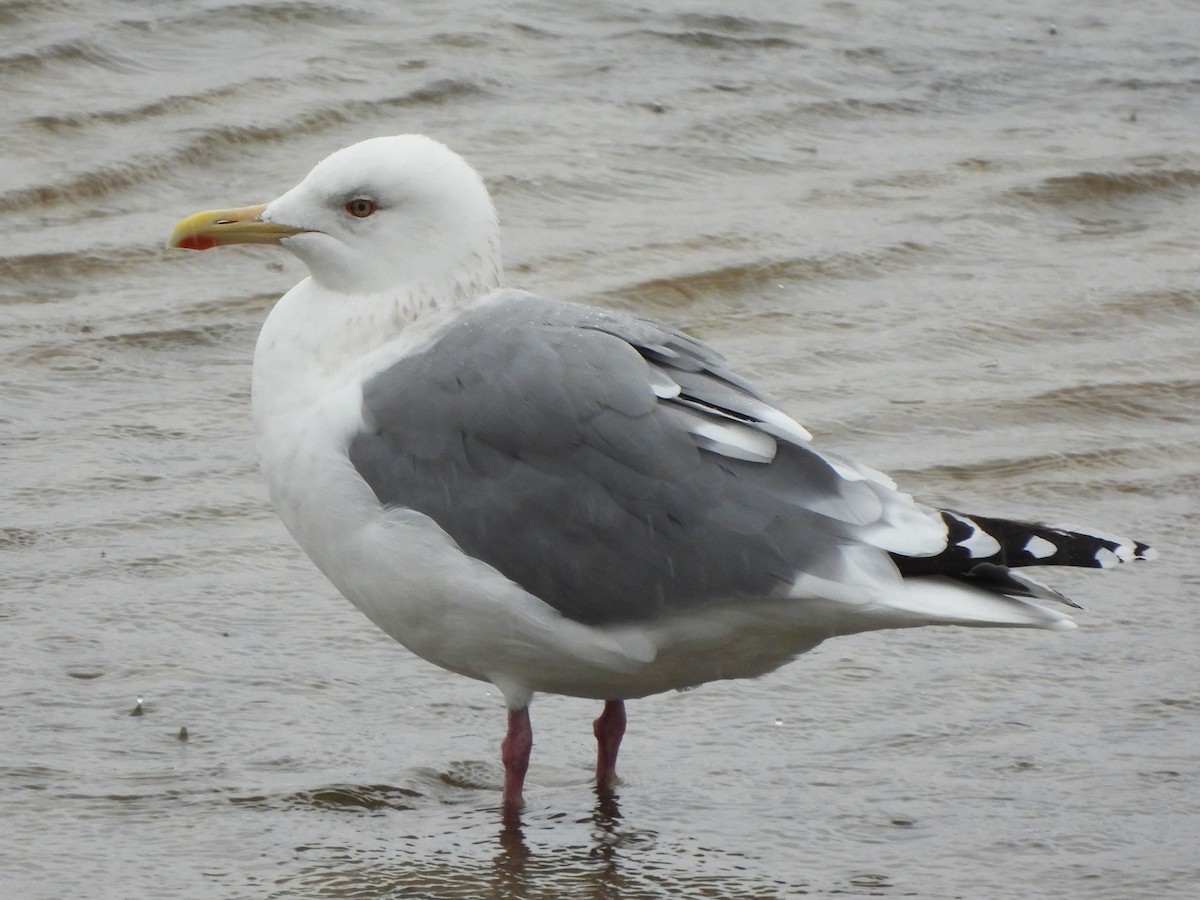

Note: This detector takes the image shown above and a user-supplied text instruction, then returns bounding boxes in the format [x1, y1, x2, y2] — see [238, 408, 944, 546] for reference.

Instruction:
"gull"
[168, 135, 1154, 811]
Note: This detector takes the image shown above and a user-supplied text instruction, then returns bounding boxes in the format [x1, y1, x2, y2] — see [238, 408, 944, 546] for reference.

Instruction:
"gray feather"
[349, 290, 899, 625]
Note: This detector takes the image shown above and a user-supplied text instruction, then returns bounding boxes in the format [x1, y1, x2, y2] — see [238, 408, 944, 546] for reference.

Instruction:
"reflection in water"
[267, 780, 757, 898]
[493, 787, 629, 896]
[494, 804, 531, 887]
[586, 784, 624, 865]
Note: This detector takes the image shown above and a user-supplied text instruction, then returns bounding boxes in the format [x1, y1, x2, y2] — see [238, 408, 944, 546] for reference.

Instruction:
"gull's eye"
[344, 198, 377, 218]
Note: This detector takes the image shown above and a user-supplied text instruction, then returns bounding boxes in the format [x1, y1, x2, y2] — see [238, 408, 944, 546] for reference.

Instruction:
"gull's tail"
[895, 510, 1156, 576]
[864, 510, 1157, 630]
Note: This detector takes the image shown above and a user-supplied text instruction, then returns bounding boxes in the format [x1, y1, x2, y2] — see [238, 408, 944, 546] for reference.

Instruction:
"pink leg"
[593, 699, 626, 789]
[501, 707, 532, 811]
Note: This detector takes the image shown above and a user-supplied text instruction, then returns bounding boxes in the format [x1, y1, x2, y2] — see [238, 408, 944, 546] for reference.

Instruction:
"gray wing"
[349, 289, 944, 626]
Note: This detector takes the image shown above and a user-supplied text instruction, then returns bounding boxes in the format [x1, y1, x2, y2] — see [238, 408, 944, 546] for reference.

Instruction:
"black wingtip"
[1134, 541, 1158, 562]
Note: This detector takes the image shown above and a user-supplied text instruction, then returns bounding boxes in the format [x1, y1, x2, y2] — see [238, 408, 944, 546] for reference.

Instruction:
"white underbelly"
[256, 406, 844, 705]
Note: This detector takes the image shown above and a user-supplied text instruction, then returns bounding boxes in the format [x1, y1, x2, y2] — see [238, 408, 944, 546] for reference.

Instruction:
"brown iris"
[344, 198, 377, 218]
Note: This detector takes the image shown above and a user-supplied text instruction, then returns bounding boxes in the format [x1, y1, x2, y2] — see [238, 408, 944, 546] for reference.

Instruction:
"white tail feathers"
[862, 575, 1077, 631]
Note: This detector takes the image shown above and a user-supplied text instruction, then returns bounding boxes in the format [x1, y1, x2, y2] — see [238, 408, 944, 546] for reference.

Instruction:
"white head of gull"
[169, 134, 1155, 814]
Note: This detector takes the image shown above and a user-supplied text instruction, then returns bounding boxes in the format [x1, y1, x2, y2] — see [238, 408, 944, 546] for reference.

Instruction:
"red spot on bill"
[175, 233, 219, 251]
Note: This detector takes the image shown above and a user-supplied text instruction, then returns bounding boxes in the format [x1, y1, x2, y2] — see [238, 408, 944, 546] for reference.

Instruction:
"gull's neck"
[251, 262, 501, 432]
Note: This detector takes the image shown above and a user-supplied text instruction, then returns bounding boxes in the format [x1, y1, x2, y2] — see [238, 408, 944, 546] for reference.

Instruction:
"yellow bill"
[167, 203, 303, 251]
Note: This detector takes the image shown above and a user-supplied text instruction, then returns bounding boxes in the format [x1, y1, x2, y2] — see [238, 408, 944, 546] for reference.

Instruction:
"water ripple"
[1012, 167, 1200, 208]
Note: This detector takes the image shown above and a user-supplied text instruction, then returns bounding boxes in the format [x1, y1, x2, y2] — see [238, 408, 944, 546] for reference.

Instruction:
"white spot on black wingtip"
[1023, 535, 1057, 559]
[948, 513, 1001, 558]
[1052, 523, 1155, 567]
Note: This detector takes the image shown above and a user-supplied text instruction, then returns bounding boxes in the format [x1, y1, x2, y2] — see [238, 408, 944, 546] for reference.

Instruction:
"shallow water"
[2, 1, 1198, 897]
